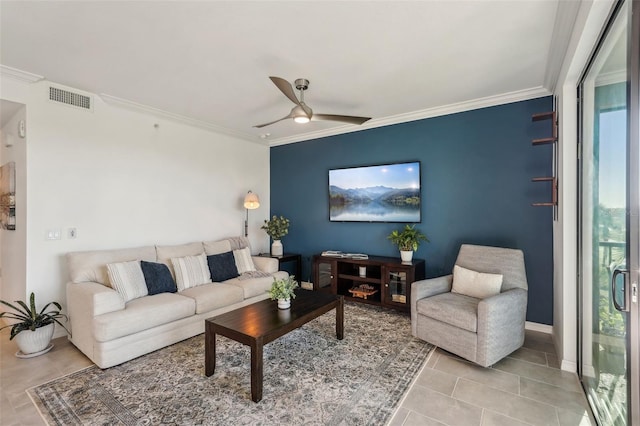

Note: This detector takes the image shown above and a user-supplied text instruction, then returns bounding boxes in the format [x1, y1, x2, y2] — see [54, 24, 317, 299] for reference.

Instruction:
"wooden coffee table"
[204, 289, 344, 402]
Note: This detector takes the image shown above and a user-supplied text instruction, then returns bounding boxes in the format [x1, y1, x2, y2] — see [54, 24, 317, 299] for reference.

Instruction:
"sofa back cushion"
[203, 239, 232, 256]
[67, 246, 156, 287]
[156, 242, 204, 278]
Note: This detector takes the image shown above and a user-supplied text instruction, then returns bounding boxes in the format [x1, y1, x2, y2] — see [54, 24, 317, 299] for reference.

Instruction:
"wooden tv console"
[312, 254, 425, 312]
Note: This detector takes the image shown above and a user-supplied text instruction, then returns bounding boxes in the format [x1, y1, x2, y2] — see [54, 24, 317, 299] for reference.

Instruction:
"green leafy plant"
[0, 292, 69, 340]
[261, 215, 290, 240]
[387, 224, 429, 251]
[267, 276, 298, 301]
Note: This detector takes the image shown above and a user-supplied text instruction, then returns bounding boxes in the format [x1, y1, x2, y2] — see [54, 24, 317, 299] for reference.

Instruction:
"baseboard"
[560, 359, 578, 373]
[525, 321, 553, 334]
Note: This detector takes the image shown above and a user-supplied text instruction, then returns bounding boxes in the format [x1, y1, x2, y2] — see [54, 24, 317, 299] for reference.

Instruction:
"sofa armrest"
[410, 274, 453, 336]
[66, 281, 125, 360]
[67, 281, 125, 318]
[252, 256, 278, 274]
[476, 288, 528, 366]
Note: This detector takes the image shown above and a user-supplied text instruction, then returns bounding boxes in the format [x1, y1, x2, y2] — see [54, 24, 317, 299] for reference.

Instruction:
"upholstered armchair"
[411, 244, 528, 367]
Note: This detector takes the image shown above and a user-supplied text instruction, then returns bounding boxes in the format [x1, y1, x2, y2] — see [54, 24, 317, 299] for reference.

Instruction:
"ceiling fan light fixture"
[292, 105, 310, 124]
[253, 76, 371, 128]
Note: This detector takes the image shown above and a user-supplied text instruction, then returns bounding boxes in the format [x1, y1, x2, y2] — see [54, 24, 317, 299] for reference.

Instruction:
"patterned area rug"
[28, 303, 433, 425]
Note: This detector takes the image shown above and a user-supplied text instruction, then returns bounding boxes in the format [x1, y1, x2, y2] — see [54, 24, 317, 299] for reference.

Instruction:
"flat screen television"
[329, 161, 421, 222]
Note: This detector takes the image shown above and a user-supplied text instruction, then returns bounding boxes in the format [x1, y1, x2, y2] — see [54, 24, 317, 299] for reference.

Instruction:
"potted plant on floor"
[261, 215, 290, 256]
[387, 224, 429, 262]
[0, 292, 69, 357]
[267, 276, 298, 309]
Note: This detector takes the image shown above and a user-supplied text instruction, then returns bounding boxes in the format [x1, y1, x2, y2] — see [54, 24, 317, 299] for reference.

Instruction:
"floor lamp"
[243, 190, 260, 237]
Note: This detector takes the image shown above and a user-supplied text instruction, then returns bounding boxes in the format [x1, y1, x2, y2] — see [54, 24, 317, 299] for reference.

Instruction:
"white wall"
[1, 74, 271, 337]
[0, 103, 27, 308]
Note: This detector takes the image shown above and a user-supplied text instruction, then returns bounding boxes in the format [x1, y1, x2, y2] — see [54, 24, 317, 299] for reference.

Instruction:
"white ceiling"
[0, 1, 577, 146]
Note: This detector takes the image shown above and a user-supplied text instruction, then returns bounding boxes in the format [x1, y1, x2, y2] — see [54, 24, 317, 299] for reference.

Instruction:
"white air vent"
[49, 86, 92, 111]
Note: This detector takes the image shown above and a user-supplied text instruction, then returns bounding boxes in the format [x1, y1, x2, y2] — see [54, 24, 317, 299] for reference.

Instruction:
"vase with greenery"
[387, 224, 429, 262]
[261, 215, 290, 256]
[0, 292, 69, 356]
[267, 276, 298, 309]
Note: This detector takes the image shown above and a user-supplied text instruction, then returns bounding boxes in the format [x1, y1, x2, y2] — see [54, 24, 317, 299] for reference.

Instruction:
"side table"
[258, 253, 302, 284]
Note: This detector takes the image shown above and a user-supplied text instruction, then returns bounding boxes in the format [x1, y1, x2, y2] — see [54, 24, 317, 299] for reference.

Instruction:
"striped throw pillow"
[233, 247, 257, 274]
[171, 253, 212, 291]
[106, 261, 149, 302]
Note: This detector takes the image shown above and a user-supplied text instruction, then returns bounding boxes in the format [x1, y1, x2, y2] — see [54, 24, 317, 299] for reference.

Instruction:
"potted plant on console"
[0, 292, 70, 357]
[268, 275, 298, 309]
[261, 215, 290, 256]
[387, 224, 429, 262]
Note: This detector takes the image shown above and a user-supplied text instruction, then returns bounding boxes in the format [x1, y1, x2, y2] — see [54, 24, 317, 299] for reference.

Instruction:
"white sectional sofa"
[66, 237, 287, 368]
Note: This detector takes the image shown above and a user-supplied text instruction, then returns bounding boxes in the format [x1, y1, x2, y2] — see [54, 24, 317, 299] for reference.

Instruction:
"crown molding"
[100, 94, 262, 144]
[0, 64, 44, 83]
[269, 86, 552, 147]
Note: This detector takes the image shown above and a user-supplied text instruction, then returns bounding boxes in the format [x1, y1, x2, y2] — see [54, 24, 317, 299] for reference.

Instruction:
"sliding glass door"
[578, 0, 639, 424]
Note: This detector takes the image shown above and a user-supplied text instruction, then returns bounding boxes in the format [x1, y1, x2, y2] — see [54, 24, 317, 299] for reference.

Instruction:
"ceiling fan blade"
[312, 114, 372, 125]
[253, 111, 295, 128]
[269, 76, 301, 106]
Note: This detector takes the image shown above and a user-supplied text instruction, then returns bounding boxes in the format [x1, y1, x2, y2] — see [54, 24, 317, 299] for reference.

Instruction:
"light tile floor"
[389, 330, 596, 426]
[1, 328, 595, 426]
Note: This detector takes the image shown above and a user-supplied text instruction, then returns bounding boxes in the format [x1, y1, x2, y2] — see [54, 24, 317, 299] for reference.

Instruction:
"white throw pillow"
[233, 247, 256, 274]
[106, 260, 148, 302]
[171, 253, 212, 291]
[451, 265, 503, 299]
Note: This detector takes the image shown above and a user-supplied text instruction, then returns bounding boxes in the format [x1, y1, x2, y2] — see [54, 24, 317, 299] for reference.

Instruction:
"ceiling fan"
[254, 76, 372, 128]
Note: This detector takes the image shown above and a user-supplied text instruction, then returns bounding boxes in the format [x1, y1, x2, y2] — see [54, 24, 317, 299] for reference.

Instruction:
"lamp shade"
[244, 191, 260, 209]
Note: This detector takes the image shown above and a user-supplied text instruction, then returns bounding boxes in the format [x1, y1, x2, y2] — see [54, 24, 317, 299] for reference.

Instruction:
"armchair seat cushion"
[416, 292, 480, 333]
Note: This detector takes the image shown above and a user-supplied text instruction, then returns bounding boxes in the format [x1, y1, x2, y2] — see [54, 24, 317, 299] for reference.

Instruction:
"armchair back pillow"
[451, 264, 503, 299]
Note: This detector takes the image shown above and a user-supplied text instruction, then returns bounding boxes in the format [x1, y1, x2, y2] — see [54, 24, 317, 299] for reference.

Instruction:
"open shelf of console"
[312, 254, 425, 312]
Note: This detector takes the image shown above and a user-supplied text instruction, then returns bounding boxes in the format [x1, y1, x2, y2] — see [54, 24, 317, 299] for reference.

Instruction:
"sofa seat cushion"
[179, 283, 244, 314]
[93, 293, 195, 342]
[225, 271, 288, 299]
[416, 292, 480, 333]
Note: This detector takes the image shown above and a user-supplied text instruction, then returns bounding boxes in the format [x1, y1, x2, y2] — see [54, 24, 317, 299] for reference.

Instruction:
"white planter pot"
[277, 298, 291, 309]
[14, 322, 54, 355]
[400, 250, 414, 262]
[271, 240, 283, 256]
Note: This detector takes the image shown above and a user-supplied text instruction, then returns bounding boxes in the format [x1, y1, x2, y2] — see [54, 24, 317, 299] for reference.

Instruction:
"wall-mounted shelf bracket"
[531, 110, 558, 218]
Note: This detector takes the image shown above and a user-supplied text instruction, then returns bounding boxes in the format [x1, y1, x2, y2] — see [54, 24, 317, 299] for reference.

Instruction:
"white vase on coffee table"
[277, 298, 291, 309]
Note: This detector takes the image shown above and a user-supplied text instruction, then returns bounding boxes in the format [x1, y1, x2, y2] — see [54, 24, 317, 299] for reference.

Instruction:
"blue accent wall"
[270, 97, 554, 324]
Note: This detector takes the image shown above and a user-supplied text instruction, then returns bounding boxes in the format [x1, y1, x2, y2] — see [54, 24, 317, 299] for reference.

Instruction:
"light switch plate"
[46, 229, 61, 240]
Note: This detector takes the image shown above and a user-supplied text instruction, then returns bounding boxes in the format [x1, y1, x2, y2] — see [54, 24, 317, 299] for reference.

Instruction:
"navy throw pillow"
[140, 261, 177, 295]
[207, 251, 240, 282]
